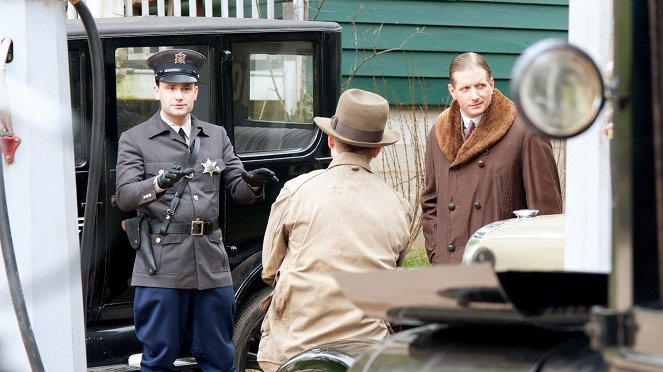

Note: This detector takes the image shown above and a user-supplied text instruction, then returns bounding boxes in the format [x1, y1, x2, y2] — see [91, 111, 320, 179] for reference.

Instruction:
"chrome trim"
[461, 219, 515, 266]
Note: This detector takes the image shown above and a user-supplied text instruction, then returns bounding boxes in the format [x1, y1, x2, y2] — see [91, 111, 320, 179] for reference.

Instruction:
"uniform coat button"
[447, 244, 456, 252]
[474, 202, 481, 209]
[155, 237, 162, 244]
[193, 195, 199, 201]
[448, 203, 456, 211]
[477, 160, 485, 168]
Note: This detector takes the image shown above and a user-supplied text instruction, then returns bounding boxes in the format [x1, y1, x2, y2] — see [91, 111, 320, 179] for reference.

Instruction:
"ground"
[403, 246, 430, 268]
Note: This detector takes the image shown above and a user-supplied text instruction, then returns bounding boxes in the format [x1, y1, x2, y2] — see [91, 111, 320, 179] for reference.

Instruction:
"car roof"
[66, 16, 341, 40]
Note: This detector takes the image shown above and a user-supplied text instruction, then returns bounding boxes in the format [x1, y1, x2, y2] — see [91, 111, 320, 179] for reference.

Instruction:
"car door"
[220, 33, 334, 264]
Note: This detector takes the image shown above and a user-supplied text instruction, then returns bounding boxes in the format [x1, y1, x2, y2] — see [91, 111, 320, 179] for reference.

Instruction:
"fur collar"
[434, 89, 517, 166]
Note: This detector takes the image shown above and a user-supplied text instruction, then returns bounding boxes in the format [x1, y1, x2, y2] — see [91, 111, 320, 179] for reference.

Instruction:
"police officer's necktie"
[464, 120, 475, 140]
[178, 128, 188, 143]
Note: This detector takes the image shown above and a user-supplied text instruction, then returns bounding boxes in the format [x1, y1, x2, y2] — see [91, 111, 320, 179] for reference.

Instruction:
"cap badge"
[174, 52, 187, 64]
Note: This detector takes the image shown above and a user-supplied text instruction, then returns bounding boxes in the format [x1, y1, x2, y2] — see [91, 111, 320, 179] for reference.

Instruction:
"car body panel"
[462, 213, 565, 272]
[349, 323, 605, 371]
[277, 339, 376, 372]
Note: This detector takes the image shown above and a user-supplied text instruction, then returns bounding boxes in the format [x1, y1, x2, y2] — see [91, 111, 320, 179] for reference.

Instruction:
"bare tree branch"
[311, 0, 325, 21]
[344, 26, 425, 90]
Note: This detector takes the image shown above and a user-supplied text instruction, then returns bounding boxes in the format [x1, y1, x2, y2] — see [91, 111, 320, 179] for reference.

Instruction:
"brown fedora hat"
[314, 89, 400, 147]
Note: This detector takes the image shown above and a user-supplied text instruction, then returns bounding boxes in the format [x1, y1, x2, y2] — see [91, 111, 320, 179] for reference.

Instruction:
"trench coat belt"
[149, 219, 220, 236]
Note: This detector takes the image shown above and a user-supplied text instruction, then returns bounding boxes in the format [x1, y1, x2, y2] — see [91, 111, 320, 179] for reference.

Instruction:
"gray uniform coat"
[116, 112, 260, 289]
[421, 90, 563, 264]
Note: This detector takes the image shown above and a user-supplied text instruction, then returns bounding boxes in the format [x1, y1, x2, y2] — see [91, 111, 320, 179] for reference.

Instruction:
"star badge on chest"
[202, 158, 221, 177]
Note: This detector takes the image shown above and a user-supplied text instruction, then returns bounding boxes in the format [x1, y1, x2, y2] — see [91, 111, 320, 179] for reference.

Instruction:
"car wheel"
[233, 286, 271, 371]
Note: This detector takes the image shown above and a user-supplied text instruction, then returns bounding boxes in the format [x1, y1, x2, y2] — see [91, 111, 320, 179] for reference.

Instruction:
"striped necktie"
[464, 120, 475, 139]
[178, 128, 188, 143]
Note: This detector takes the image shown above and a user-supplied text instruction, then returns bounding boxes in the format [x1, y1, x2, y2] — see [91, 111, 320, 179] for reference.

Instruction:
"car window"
[232, 41, 315, 155]
[115, 45, 211, 135]
[69, 48, 88, 167]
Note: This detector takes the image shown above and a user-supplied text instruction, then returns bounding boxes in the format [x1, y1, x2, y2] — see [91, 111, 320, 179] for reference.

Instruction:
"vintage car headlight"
[511, 39, 606, 138]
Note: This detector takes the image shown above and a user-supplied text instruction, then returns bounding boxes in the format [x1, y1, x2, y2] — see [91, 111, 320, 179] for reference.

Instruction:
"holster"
[125, 215, 157, 275]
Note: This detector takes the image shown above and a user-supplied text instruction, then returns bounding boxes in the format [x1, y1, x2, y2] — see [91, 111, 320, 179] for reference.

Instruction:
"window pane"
[232, 41, 315, 154]
[69, 49, 87, 167]
[115, 45, 210, 136]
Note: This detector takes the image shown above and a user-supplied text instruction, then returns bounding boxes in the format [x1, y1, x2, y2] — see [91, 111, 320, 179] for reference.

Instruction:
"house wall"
[310, 0, 569, 105]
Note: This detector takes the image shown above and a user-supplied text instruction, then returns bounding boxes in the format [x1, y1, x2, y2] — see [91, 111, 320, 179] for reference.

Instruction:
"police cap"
[146, 49, 206, 83]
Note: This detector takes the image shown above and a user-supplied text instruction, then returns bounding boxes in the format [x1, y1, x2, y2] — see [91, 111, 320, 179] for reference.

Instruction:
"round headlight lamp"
[511, 39, 605, 138]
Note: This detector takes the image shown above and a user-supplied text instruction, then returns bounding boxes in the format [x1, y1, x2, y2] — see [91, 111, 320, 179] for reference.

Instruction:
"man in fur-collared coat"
[421, 52, 562, 265]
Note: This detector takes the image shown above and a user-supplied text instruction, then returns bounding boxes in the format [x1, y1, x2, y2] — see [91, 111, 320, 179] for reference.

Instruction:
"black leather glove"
[156, 164, 194, 189]
[241, 168, 279, 187]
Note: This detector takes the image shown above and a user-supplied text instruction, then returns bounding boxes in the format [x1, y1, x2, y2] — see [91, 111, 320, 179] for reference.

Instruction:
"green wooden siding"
[310, 0, 569, 105]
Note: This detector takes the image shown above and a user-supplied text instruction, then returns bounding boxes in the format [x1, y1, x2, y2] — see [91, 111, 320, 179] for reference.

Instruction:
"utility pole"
[0, 1, 86, 370]
[565, 0, 614, 273]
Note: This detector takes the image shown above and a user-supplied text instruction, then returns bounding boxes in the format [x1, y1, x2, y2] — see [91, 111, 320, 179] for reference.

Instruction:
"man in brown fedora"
[256, 88, 412, 371]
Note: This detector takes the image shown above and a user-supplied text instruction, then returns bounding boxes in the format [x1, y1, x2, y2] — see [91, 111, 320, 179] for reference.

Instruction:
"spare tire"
[233, 287, 272, 371]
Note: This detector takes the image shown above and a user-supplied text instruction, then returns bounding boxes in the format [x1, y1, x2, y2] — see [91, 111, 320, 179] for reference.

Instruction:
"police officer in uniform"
[115, 49, 278, 372]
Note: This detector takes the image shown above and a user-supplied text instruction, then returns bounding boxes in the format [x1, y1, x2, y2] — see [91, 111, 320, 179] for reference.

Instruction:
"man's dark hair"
[155, 79, 199, 86]
[449, 52, 493, 87]
[333, 138, 377, 158]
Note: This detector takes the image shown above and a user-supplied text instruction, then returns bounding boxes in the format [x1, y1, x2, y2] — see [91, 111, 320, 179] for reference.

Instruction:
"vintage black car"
[278, 0, 663, 370]
[66, 16, 341, 370]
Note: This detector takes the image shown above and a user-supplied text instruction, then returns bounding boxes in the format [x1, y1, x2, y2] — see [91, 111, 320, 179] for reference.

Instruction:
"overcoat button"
[158, 169, 165, 175]
[483, 150, 490, 155]
[351, 166, 360, 171]
[474, 202, 481, 209]
[447, 244, 456, 252]
[448, 203, 456, 211]
[451, 165, 459, 171]
[155, 237, 162, 244]
[193, 195, 199, 201]
[478, 160, 485, 168]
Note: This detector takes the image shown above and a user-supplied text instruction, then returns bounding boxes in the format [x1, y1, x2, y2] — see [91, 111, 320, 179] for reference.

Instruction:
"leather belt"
[149, 219, 220, 236]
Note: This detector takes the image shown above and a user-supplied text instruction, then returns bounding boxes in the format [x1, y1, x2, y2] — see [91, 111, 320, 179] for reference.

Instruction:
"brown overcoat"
[421, 89, 562, 264]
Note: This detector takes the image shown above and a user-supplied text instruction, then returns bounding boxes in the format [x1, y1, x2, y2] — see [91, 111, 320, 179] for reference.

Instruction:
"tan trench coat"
[257, 152, 412, 365]
[421, 90, 563, 264]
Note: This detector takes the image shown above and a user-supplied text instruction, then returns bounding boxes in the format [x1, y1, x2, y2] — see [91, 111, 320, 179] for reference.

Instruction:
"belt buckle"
[191, 220, 205, 236]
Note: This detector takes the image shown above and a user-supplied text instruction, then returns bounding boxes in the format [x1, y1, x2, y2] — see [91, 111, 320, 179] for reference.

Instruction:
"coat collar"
[434, 89, 517, 166]
[328, 151, 373, 172]
[146, 112, 210, 143]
